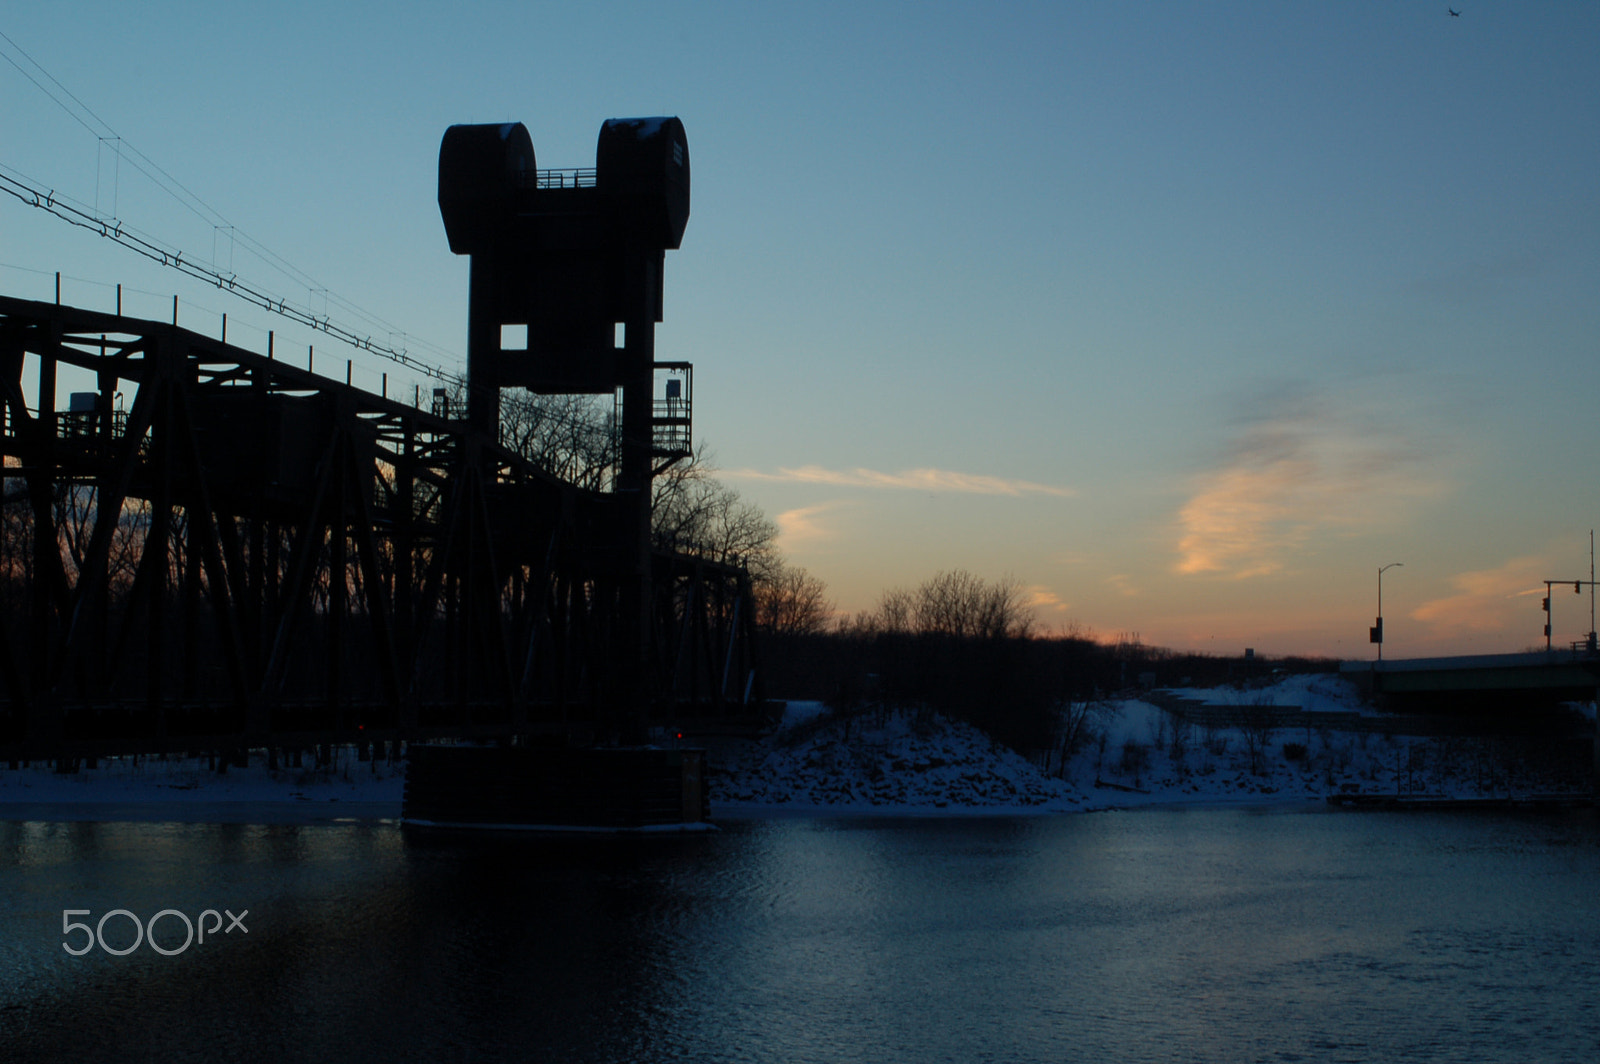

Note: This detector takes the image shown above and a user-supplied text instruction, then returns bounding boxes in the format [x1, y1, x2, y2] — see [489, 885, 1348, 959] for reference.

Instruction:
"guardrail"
[521, 168, 597, 190]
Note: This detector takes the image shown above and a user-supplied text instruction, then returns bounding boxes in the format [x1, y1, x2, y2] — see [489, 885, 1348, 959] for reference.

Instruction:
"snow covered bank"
[705, 696, 1320, 817]
[2, 675, 1590, 823]
[0, 749, 403, 823]
[709, 677, 1596, 817]
[708, 704, 1090, 815]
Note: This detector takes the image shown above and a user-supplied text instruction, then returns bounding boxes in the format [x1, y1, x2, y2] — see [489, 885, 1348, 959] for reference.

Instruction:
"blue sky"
[3, 2, 1597, 657]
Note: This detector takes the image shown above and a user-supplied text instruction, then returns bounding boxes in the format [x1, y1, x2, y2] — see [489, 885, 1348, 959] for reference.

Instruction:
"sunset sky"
[3, 2, 1597, 658]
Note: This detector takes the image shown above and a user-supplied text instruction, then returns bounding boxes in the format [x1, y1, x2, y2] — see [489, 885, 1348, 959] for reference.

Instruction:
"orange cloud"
[1410, 556, 1550, 638]
[1024, 585, 1071, 612]
[775, 501, 848, 548]
[1174, 396, 1440, 577]
[1105, 573, 1142, 598]
[1175, 457, 1319, 576]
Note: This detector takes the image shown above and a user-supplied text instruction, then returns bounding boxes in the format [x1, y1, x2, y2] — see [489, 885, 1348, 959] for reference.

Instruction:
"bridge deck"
[1340, 653, 1600, 709]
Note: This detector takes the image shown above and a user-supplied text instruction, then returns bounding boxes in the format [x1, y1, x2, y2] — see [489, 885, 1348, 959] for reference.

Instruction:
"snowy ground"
[0, 747, 403, 823]
[0, 674, 1592, 822]
[708, 675, 1597, 816]
[1161, 671, 1379, 714]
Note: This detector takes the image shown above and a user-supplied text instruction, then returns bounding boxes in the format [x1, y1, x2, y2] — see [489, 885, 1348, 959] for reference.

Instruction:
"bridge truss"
[0, 293, 764, 762]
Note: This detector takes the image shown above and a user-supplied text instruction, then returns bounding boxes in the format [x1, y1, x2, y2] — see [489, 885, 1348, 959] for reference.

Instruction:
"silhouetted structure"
[439, 117, 695, 741]
[0, 117, 766, 766]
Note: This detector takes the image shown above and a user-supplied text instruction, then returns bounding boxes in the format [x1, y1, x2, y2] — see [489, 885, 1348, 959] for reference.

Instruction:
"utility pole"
[1373, 562, 1402, 661]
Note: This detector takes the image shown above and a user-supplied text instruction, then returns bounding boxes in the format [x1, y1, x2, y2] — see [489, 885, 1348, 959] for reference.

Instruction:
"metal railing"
[521, 168, 597, 190]
[57, 407, 130, 440]
[650, 395, 691, 458]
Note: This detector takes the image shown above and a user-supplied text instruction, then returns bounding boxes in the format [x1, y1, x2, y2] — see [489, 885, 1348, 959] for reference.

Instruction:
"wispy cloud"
[727, 464, 1074, 498]
[1024, 585, 1071, 613]
[1105, 573, 1142, 598]
[775, 501, 849, 548]
[1174, 386, 1441, 577]
[1410, 556, 1550, 639]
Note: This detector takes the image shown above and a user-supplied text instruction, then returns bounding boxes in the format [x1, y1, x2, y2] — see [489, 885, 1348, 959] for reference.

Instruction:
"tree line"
[631, 447, 1324, 767]
[2, 382, 1297, 767]
[619, 444, 1134, 761]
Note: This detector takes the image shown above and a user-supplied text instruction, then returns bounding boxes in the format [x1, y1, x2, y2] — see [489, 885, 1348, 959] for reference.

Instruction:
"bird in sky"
[1449, 7, 1461, 15]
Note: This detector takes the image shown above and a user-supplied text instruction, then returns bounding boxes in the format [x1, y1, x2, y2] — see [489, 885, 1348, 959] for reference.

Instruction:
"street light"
[1373, 563, 1402, 661]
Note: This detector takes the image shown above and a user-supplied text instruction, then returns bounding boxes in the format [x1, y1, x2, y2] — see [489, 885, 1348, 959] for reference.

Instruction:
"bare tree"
[650, 443, 778, 578]
[1054, 698, 1110, 771]
[917, 569, 1032, 640]
[851, 571, 1032, 640]
[1239, 693, 1280, 776]
[499, 402, 807, 630]
[498, 390, 618, 491]
[492, 395, 783, 581]
[756, 564, 832, 636]
[850, 586, 913, 635]
[860, 570, 1032, 640]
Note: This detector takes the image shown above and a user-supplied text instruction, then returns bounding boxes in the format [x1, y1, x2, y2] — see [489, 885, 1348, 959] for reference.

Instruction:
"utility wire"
[0, 30, 626, 453]
[0, 28, 232, 233]
[0, 167, 465, 386]
[0, 28, 463, 379]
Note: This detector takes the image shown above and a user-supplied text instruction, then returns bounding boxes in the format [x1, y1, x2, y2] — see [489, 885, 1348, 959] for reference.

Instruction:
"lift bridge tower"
[438, 118, 691, 740]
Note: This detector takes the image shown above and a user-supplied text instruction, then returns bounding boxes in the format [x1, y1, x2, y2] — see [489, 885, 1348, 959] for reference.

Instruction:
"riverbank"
[713, 679, 1594, 817]
[1, 674, 1591, 823]
[0, 748, 404, 823]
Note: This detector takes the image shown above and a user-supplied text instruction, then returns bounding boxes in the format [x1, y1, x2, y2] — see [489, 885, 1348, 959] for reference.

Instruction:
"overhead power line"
[0, 29, 631, 455]
[0, 167, 464, 387]
[0, 28, 463, 383]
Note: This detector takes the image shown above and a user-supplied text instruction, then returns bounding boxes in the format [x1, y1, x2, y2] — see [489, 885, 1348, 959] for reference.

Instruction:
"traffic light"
[1576, 582, 1583, 594]
[1543, 597, 1550, 612]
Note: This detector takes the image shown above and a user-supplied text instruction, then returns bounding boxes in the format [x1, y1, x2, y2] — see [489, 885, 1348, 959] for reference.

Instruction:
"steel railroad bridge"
[0, 117, 767, 768]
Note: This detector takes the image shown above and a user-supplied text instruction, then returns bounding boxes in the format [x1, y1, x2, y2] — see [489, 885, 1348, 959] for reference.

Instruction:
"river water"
[2, 805, 1599, 1063]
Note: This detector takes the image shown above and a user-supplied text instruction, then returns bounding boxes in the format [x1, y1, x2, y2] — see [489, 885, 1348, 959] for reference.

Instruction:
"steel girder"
[0, 296, 760, 760]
